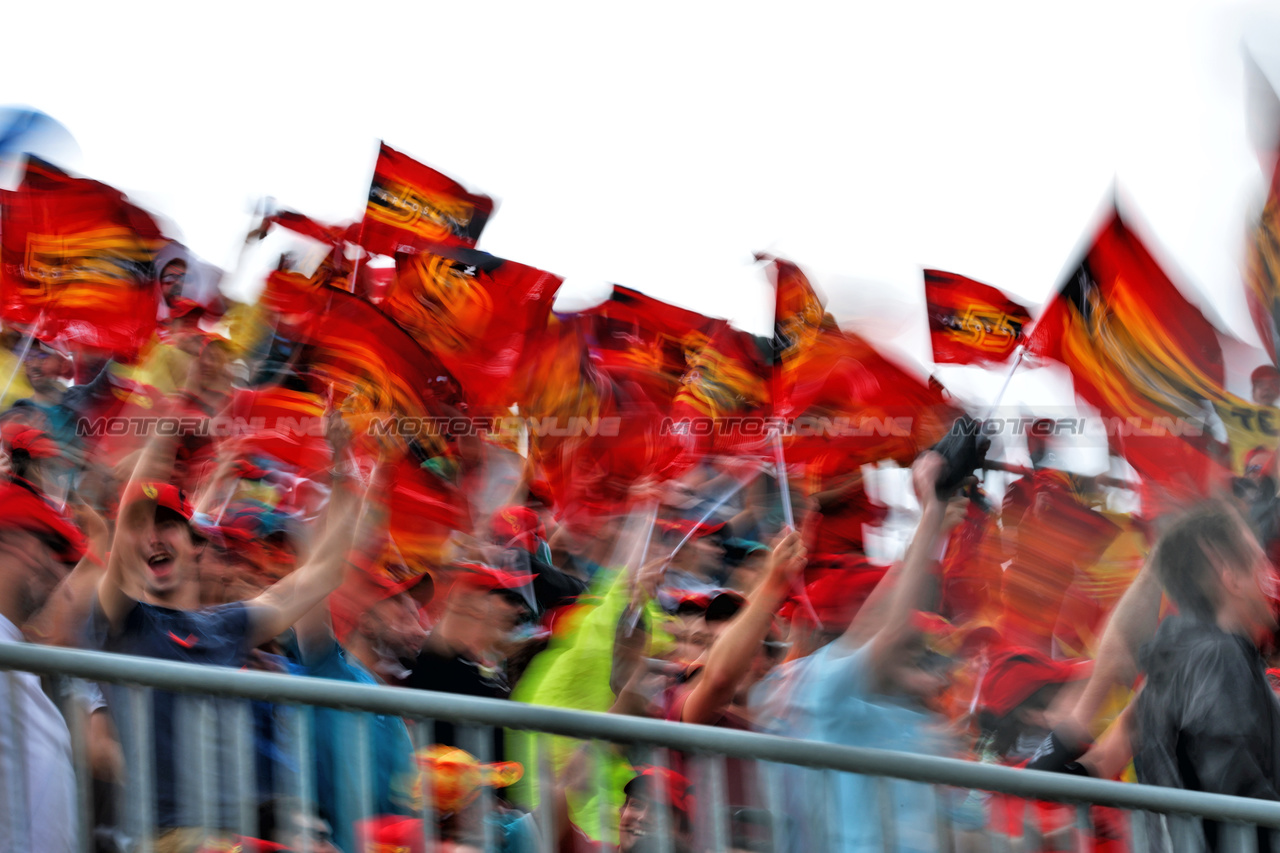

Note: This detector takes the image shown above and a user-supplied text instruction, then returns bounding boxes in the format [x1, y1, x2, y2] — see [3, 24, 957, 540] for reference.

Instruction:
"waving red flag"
[669, 320, 772, 456]
[263, 270, 463, 435]
[1028, 208, 1229, 509]
[581, 285, 719, 407]
[924, 269, 1031, 365]
[387, 245, 562, 411]
[361, 143, 494, 256]
[766, 255, 954, 466]
[0, 157, 162, 359]
[1248, 160, 1280, 368]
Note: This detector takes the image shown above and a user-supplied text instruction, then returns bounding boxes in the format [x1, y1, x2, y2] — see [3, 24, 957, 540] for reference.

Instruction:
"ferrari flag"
[1028, 208, 1228, 502]
[0, 157, 163, 359]
[361, 143, 494, 256]
[1247, 161, 1280, 368]
[924, 269, 1030, 365]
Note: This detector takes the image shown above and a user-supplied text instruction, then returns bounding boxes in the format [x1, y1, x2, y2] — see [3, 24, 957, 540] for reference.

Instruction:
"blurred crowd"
[3, 267, 1280, 853]
[2, 146, 1280, 853]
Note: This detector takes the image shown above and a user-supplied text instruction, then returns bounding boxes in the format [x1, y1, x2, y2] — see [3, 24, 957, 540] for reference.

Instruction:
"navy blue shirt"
[93, 600, 256, 830]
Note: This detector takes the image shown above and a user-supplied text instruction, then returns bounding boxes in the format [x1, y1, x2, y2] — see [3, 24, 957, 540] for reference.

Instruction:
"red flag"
[669, 320, 772, 456]
[361, 143, 494, 256]
[1248, 160, 1280, 368]
[263, 271, 463, 432]
[924, 269, 1031, 365]
[227, 385, 332, 476]
[0, 158, 162, 359]
[766, 255, 955, 465]
[582, 285, 719, 406]
[1028, 208, 1229, 507]
[385, 245, 562, 411]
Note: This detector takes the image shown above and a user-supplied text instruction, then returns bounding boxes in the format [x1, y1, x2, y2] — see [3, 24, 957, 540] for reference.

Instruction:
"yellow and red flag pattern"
[1248, 163, 1280, 368]
[362, 143, 494, 256]
[765, 255, 955, 466]
[263, 270, 463, 437]
[924, 269, 1030, 365]
[0, 157, 163, 359]
[1028, 208, 1229, 505]
[387, 245, 562, 411]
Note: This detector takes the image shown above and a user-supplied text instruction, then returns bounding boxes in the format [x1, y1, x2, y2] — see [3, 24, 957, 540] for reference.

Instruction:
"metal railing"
[2, 640, 1278, 852]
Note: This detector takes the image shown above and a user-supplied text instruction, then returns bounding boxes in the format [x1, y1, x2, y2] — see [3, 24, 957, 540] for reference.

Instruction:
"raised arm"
[858, 452, 948, 691]
[245, 451, 389, 647]
[680, 531, 806, 724]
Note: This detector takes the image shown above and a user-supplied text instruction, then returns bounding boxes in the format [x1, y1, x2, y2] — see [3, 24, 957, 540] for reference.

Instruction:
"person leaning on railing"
[0, 476, 88, 853]
[89, 405, 381, 853]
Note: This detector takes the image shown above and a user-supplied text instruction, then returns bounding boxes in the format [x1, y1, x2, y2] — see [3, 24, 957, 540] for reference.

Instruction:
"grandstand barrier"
[1, 641, 1278, 852]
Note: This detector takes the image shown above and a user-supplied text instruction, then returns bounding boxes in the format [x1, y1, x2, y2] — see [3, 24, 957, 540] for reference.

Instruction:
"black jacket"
[1133, 615, 1280, 850]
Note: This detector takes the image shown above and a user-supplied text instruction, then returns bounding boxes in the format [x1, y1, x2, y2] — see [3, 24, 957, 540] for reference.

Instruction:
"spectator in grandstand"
[976, 648, 1133, 851]
[0, 478, 87, 853]
[795, 451, 970, 853]
[1255, 365, 1280, 408]
[91, 413, 376, 852]
[556, 763, 696, 853]
[657, 519, 727, 595]
[402, 565, 535, 762]
[1130, 501, 1280, 851]
[289, 566, 423, 853]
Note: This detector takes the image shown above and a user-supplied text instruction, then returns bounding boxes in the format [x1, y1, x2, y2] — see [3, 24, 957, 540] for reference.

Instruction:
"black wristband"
[1026, 729, 1090, 774]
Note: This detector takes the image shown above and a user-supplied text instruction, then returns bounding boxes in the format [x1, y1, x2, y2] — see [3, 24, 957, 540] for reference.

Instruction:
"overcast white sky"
[4, 0, 1280, 413]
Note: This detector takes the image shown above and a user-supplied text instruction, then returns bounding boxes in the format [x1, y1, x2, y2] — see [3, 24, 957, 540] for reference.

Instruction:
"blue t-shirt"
[288, 639, 417, 853]
[801, 641, 949, 853]
[94, 600, 256, 830]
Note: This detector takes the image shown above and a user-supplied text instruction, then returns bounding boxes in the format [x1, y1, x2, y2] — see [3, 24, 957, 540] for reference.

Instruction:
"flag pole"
[666, 477, 750, 561]
[770, 427, 822, 626]
[981, 345, 1026, 422]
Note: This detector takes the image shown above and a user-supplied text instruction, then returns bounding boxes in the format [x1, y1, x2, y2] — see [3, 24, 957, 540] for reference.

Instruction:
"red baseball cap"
[124, 481, 195, 522]
[490, 506, 546, 552]
[658, 518, 725, 539]
[0, 480, 86, 564]
[1, 423, 59, 459]
[979, 647, 1093, 719]
[624, 766, 695, 815]
[1253, 365, 1280, 384]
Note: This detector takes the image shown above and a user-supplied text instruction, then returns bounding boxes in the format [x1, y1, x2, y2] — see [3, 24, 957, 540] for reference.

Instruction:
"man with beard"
[0, 478, 87, 853]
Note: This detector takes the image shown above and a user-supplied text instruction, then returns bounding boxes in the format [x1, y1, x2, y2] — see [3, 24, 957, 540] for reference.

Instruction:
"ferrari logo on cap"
[142, 484, 158, 500]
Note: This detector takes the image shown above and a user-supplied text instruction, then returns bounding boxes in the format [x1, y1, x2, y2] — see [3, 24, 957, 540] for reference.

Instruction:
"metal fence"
[2, 641, 1280, 853]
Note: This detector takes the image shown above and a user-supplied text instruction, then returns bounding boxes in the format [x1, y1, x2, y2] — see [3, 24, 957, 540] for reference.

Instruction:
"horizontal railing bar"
[5, 642, 1280, 827]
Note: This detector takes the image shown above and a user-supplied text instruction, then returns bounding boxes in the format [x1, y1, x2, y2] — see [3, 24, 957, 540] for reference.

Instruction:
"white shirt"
[0, 615, 76, 853]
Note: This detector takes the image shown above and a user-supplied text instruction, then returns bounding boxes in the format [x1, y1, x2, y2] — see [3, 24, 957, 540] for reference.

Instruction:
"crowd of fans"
[4, 256, 1280, 853]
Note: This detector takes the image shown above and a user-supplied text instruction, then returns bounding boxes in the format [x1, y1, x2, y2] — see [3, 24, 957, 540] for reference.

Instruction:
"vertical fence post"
[1219, 822, 1258, 853]
[6, 671, 30, 852]
[126, 685, 156, 853]
[762, 760, 786, 853]
[291, 704, 315, 853]
[229, 698, 256, 843]
[534, 733, 554, 853]
[649, 745, 674, 853]
[414, 719, 437, 853]
[877, 776, 898, 853]
[706, 753, 729, 853]
[354, 712, 376, 840]
[52, 675, 95, 853]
